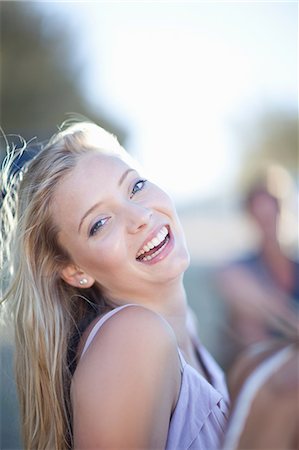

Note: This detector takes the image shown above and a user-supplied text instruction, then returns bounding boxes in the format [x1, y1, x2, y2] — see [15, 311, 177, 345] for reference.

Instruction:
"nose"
[125, 202, 152, 234]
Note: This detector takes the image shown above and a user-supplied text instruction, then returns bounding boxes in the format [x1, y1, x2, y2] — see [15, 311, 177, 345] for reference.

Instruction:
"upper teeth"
[136, 226, 168, 258]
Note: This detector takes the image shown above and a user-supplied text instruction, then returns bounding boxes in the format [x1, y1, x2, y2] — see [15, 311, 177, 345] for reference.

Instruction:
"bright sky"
[38, 1, 297, 205]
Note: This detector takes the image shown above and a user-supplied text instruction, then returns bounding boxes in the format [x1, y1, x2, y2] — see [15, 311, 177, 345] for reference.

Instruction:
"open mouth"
[136, 226, 170, 262]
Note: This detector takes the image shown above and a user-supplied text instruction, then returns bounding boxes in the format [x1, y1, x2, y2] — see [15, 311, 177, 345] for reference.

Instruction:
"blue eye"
[89, 218, 109, 237]
[131, 179, 147, 198]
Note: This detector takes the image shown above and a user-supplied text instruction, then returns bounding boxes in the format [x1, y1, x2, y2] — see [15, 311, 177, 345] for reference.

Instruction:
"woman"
[216, 183, 299, 368]
[0, 121, 229, 449]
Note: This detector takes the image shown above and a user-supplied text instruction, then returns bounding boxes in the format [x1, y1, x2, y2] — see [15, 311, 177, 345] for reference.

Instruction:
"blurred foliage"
[0, 1, 126, 162]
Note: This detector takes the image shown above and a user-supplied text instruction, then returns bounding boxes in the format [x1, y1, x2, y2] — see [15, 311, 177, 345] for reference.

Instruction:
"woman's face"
[52, 151, 190, 303]
[249, 191, 279, 235]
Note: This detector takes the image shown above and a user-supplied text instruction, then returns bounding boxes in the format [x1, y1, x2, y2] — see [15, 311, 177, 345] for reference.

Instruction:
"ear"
[60, 264, 95, 289]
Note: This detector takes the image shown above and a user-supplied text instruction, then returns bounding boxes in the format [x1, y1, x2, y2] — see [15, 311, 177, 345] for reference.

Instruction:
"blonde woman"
[0, 121, 229, 449]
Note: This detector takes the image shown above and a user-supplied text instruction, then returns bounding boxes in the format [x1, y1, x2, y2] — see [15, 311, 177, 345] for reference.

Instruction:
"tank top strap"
[177, 348, 187, 371]
[80, 303, 186, 373]
[222, 344, 295, 450]
[80, 304, 137, 359]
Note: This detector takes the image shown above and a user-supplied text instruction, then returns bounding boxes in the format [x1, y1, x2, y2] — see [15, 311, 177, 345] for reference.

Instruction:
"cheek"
[151, 186, 176, 214]
[82, 235, 129, 276]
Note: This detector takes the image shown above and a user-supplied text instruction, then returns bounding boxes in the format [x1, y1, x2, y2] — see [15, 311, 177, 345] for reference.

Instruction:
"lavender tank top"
[81, 304, 230, 450]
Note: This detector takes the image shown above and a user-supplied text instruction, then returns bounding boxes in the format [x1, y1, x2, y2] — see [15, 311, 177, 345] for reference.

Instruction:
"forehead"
[64, 152, 130, 186]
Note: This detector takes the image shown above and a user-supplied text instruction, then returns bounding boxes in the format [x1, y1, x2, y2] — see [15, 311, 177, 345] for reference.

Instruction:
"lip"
[136, 224, 174, 265]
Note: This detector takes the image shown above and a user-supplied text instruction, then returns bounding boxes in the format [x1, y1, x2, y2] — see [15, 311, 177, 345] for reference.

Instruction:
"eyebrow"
[118, 168, 135, 186]
[78, 168, 136, 233]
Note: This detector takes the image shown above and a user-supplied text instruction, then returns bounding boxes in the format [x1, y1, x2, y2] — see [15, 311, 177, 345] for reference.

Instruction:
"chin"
[167, 248, 190, 281]
[180, 249, 191, 273]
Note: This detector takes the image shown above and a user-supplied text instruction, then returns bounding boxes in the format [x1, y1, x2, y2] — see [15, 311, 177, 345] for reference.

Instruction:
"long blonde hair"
[0, 121, 129, 449]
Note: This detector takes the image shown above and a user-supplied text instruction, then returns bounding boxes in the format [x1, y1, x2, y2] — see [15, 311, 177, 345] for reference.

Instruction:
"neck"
[143, 278, 191, 350]
[261, 238, 294, 292]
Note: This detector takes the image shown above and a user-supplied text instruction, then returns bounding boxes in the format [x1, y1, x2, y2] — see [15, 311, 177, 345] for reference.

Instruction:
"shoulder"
[73, 304, 179, 382]
[71, 305, 181, 448]
[76, 304, 178, 364]
[226, 343, 298, 449]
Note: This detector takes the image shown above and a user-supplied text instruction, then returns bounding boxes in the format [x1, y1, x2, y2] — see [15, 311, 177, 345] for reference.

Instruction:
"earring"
[79, 278, 88, 286]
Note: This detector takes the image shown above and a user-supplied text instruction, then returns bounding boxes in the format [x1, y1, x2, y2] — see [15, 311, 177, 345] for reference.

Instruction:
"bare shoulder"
[73, 305, 179, 388]
[71, 305, 181, 448]
[74, 305, 178, 374]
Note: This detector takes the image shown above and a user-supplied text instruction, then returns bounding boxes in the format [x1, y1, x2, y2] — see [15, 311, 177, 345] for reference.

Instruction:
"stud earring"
[79, 278, 88, 286]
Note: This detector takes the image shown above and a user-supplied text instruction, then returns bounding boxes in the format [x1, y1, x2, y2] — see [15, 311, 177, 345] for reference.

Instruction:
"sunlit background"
[38, 2, 297, 202]
[1, 1, 297, 260]
[0, 2, 297, 448]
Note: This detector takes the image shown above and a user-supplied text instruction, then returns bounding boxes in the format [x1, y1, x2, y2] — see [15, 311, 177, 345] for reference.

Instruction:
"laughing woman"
[0, 121, 229, 449]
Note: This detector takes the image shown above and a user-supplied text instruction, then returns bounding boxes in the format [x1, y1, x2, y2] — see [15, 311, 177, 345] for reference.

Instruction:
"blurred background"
[0, 1, 297, 448]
